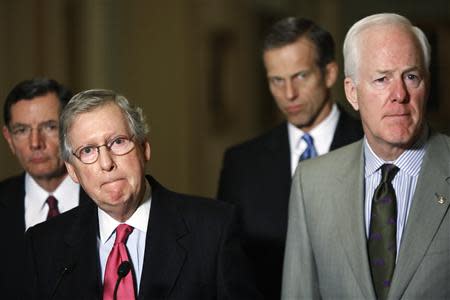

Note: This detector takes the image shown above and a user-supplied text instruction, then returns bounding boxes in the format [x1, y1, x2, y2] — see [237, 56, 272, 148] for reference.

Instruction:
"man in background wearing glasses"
[23, 89, 261, 300]
[0, 78, 89, 298]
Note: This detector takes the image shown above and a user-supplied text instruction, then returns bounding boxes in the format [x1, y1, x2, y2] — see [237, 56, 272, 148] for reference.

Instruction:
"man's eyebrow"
[374, 66, 420, 74]
[10, 122, 29, 128]
[10, 120, 58, 128]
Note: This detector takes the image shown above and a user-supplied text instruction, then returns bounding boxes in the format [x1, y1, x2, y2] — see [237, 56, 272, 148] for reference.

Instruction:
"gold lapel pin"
[435, 193, 447, 204]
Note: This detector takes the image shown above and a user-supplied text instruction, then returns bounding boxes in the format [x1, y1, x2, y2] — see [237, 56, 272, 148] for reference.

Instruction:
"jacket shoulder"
[0, 173, 24, 191]
[223, 123, 287, 159]
[150, 176, 234, 221]
[300, 140, 363, 175]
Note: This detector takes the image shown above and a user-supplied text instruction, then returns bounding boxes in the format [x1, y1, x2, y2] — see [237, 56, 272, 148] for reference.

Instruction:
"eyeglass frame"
[8, 120, 59, 140]
[71, 135, 136, 164]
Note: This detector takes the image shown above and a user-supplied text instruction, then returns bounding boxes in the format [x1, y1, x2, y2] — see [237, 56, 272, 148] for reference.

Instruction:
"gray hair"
[343, 13, 431, 80]
[59, 89, 149, 162]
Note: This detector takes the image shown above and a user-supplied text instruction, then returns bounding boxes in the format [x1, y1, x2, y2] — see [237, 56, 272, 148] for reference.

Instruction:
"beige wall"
[0, 0, 449, 198]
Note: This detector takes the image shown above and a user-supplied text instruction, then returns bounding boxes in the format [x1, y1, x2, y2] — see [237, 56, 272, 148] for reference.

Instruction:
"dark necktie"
[103, 224, 136, 300]
[368, 164, 399, 299]
[46, 196, 60, 220]
[299, 133, 318, 161]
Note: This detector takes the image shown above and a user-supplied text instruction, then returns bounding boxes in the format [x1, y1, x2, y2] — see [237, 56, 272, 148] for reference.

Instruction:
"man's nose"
[391, 78, 409, 103]
[29, 128, 44, 149]
[98, 146, 115, 171]
[285, 80, 298, 100]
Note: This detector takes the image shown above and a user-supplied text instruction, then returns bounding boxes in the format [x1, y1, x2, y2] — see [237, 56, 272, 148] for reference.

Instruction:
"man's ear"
[2, 125, 16, 154]
[143, 141, 151, 162]
[324, 61, 338, 88]
[65, 161, 80, 184]
[344, 77, 359, 111]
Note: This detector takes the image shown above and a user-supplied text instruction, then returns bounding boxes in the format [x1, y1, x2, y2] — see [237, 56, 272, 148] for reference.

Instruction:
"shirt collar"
[25, 173, 49, 210]
[25, 173, 77, 209]
[98, 179, 152, 244]
[364, 128, 428, 177]
[288, 103, 340, 153]
[53, 176, 80, 210]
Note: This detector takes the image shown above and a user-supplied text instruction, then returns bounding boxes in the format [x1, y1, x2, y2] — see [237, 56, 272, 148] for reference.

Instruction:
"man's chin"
[27, 166, 68, 181]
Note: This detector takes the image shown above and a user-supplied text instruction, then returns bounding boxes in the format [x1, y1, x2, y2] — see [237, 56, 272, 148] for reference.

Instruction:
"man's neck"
[366, 127, 427, 162]
[33, 173, 68, 192]
[297, 100, 333, 133]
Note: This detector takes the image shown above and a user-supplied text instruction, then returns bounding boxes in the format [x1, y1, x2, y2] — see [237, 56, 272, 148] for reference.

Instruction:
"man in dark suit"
[23, 89, 260, 300]
[217, 17, 363, 299]
[0, 78, 88, 299]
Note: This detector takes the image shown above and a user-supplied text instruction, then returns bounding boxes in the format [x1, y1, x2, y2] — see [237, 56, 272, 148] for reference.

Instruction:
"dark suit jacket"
[217, 108, 363, 299]
[0, 173, 89, 299]
[23, 176, 261, 300]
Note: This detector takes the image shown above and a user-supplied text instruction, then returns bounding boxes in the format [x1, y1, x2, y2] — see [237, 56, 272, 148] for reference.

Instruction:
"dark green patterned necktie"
[368, 164, 399, 299]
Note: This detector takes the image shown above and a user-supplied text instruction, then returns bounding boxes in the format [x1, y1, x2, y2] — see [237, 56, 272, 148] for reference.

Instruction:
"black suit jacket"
[23, 176, 261, 300]
[217, 109, 364, 299]
[0, 173, 89, 299]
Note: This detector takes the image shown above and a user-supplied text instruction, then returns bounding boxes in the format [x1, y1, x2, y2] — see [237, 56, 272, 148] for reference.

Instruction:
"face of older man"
[65, 103, 150, 221]
[2, 93, 66, 183]
[345, 25, 428, 160]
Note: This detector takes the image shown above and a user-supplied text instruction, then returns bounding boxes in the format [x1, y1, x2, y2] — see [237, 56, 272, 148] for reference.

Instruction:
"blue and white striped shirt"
[364, 131, 427, 255]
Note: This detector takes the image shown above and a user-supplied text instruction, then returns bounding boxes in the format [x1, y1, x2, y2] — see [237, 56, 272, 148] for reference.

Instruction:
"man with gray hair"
[282, 13, 450, 299]
[23, 89, 261, 300]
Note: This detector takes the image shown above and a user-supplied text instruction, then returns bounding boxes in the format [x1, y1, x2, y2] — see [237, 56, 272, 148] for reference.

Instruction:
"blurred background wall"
[0, 0, 449, 197]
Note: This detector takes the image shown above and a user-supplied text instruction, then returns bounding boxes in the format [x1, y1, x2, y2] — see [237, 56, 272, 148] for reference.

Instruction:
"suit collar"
[0, 173, 26, 233]
[330, 105, 363, 150]
[331, 141, 377, 299]
[0, 173, 25, 207]
[263, 122, 289, 153]
[138, 176, 189, 299]
[60, 200, 102, 298]
[389, 132, 450, 299]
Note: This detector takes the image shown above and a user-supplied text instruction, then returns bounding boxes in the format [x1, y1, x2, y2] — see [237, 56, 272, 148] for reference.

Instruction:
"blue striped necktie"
[299, 133, 317, 161]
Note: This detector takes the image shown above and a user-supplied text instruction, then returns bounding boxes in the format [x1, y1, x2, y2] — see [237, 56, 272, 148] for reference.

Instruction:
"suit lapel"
[60, 201, 101, 299]
[389, 133, 450, 299]
[78, 186, 91, 205]
[329, 106, 363, 151]
[0, 173, 26, 233]
[332, 141, 376, 299]
[138, 176, 188, 299]
[263, 122, 292, 190]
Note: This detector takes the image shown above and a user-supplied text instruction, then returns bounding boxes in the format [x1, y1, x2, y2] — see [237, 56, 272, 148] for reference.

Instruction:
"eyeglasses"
[9, 121, 59, 140]
[72, 135, 135, 164]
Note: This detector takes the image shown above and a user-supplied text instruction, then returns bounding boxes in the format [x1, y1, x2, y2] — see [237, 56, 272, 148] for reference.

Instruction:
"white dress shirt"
[98, 180, 151, 293]
[288, 103, 340, 176]
[24, 173, 80, 230]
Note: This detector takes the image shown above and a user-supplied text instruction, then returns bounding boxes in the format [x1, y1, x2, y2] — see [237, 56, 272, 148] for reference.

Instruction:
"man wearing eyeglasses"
[0, 78, 89, 298]
[23, 89, 261, 300]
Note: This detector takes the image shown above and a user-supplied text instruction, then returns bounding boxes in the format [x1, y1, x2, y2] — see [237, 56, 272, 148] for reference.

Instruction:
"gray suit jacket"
[282, 132, 450, 299]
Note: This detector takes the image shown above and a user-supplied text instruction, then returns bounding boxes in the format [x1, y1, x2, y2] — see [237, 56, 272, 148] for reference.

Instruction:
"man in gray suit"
[282, 13, 450, 299]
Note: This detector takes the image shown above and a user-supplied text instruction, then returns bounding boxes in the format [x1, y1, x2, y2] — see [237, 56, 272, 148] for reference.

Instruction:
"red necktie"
[46, 196, 60, 220]
[103, 224, 136, 300]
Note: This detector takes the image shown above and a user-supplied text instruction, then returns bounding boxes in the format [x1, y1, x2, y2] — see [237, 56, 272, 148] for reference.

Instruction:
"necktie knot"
[302, 133, 314, 145]
[299, 133, 317, 161]
[380, 164, 399, 183]
[46, 196, 60, 219]
[46, 196, 58, 209]
[115, 224, 133, 245]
